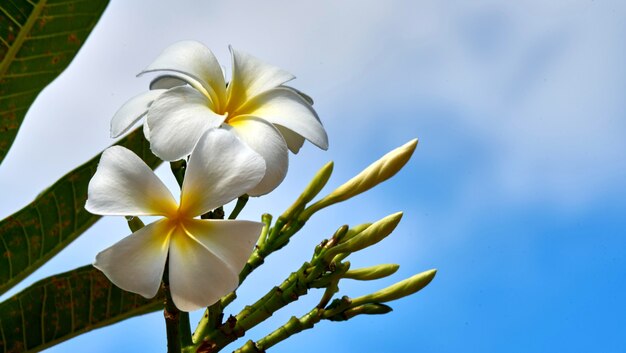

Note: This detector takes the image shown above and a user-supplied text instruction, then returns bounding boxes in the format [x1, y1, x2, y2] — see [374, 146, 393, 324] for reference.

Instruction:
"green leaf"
[0, 0, 109, 164]
[0, 127, 160, 296]
[0, 265, 163, 353]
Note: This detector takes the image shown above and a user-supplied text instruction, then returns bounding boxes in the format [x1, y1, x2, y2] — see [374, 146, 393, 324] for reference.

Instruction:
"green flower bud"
[343, 264, 400, 281]
[342, 222, 372, 242]
[300, 139, 417, 219]
[327, 212, 403, 257]
[327, 303, 393, 321]
[350, 269, 437, 306]
[281, 161, 334, 220]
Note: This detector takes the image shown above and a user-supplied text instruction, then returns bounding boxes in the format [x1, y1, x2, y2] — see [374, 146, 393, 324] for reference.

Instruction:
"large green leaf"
[0, 265, 163, 353]
[0, 0, 109, 164]
[0, 127, 160, 296]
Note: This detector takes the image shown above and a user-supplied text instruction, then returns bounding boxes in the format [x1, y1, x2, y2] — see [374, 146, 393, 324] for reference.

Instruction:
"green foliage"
[0, 128, 160, 296]
[0, 0, 109, 164]
[0, 265, 163, 353]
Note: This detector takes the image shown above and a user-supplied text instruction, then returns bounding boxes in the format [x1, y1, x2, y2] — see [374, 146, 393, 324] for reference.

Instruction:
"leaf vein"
[0, 317, 6, 353]
[88, 272, 93, 325]
[0, 88, 39, 100]
[66, 277, 75, 332]
[34, 205, 45, 259]
[0, 6, 24, 28]
[39, 12, 103, 20]
[51, 192, 63, 242]
[46, 0, 97, 7]
[17, 297, 27, 351]
[12, 49, 75, 61]
[3, 69, 61, 78]
[70, 178, 78, 233]
[14, 217, 32, 267]
[0, 0, 47, 78]
[25, 27, 90, 40]
[41, 283, 47, 345]
[0, 234, 13, 280]
[7, 0, 30, 19]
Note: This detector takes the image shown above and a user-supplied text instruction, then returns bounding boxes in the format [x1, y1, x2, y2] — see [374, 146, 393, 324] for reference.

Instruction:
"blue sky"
[1, 0, 625, 352]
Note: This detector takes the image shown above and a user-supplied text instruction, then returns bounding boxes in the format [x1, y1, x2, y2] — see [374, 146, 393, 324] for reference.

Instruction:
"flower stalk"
[163, 260, 182, 353]
[179, 138, 426, 352]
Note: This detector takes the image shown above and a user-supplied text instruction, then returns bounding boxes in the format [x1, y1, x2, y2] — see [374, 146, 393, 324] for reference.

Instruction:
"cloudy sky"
[1, 0, 625, 352]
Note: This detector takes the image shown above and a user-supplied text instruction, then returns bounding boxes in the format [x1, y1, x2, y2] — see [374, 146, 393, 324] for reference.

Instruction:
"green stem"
[207, 300, 223, 329]
[191, 263, 315, 352]
[228, 195, 249, 219]
[179, 312, 193, 348]
[235, 309, 323, 353]
[163, 260, 181, 353]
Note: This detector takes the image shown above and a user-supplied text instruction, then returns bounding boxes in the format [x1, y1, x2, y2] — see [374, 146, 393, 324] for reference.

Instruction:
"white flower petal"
[86, 146, 177, 216]
[147, 86, 225, 161]
[282, 85, 314, 105]
[275, 124, 305, 154]
[94, 219, 172, 298]
[110, 90, 167, 138]
[237, 87, 328, 150]
[184, 219, 261, 271]
[227, 116, 289, 196]
[168, 221, 256, 311]
[226, 47, 295, 111]
[149, 75, 189, 90]
[143, 119, 151, 142]
[141, 41, 226, 106]
[180, 129, 265, 217]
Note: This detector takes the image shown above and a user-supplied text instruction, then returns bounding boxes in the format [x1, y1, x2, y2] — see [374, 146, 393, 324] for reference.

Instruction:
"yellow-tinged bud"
[343, 264, 400, 281]
[327, 212, 403, 257]
[332, 223, 374, 262]
[300, 139, 417, 220]
[342, 223, 372, 242]
[281, 161, 334, 220]
[350, 269, 437, 306]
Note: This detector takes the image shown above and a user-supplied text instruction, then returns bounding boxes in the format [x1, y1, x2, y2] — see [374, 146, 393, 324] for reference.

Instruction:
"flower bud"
[327, 303, 393, 321]
[350, 269, 437, 306]
[300, 139, 417, 219]
[327, 212, 403, 257]
[282, 161, 334, 220]
[343, 264, 400, 281]
[332, 223, 373, 262]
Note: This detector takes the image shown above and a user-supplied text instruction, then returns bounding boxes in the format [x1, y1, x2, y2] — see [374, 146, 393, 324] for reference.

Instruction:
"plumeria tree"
[0, 1, 435, 352]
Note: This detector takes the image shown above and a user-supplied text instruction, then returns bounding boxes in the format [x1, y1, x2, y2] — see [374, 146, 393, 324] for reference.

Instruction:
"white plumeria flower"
[110, 40, 329, 196]
[86, 129, 266, 312]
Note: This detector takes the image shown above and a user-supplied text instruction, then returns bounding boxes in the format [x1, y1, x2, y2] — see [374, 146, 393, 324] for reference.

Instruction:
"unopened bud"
[343, 264, 399, 281]
[332, 223, 373, 262]
[342, 223, 372, 242]
[324, 225, 349, 249]
[327, 212, 403, 257]
[327, 303, 393, 321]
[282, 161, 334, 220]
[300, 139, 417, 219]
[350, 269, 437, 306]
